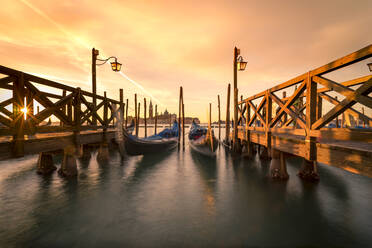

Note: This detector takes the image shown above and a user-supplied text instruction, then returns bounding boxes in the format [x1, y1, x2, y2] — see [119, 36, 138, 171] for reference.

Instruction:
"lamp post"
[233, 47, 247, 151]
[92, 48, 122, 125]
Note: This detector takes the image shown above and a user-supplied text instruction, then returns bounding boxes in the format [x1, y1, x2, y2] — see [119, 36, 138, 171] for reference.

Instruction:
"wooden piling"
[137, 102, 140, 136]
[144, 98, 147, 138]
[225, 83, 231, 144]
[335, 96, 339, 128]
[119, 89, 124, 122]
[362, 107, 365, 127]
[134, 94, 138, 137]
[179, 86, 183, 145]
[182, 102, 185, 148]
[233, 88, 238, 151]
[218, 95, 221, 141]
[155, 104, 158, 135]
[60, 90, 66, 126]
[125, 99, 128, 128]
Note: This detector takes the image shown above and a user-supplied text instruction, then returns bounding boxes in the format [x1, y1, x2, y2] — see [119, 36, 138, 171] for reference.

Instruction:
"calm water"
[1, 128, 372, 247]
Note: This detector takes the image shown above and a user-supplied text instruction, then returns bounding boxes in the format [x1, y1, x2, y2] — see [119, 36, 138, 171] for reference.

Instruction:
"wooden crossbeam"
[319, 92, 372, 126]
[80, 95, 105, 125]
[0, 99, 13, 108]
[237, 104, 246, 125]
[269, 92, 306, 129]
[312, 78, 372, 129]
[25, 81, 71, 125]
[0, 106, 12, 118]
[283, 105, 306, 127]
[313, 76, 372, 109]
[269, 81, 306, 128]
[80, 101, 104, 124]
[247, 98, 266, 126]
[28, 93, 74, 126]
[0, 76, 14, 88]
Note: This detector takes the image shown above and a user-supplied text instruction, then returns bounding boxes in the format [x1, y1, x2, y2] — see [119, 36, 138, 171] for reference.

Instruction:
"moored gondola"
[123, 121, 179, 156]
[188, 121, 218, 157]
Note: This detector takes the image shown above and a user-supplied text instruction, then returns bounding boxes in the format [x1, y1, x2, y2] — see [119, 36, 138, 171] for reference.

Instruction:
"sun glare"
[21, 106, 28, 119]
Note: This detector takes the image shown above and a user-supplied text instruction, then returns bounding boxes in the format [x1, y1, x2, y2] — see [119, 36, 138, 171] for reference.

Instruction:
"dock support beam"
[58, 146, 77, 177]
[37, 152, 56, 175]
[298, 160, 319, 181]
[269, 148, 289, 180]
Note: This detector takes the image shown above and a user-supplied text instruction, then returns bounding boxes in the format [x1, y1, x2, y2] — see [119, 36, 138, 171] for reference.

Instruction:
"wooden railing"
[0, 65, 124, 156]
[237, 44, 372, 161]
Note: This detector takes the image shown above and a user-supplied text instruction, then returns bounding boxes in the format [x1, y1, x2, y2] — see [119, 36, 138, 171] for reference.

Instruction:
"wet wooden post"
[282, 91, 287, 125]
[134, 94, 138, 137]
[299, 71, 319, 181]
[137, 102, 141, 136]
[144, 98, 147, 138]
[225, 83, 231, 145]
[155, 104, 158, 135]
[125, 99, 128, 128]
[233, 87, 238, 151]
[335, 96, 339, 128]
[179, 86, 183, 145]
[182, 102, 185, 148]
[218, 95, 221, 141]
[60, 90, 66, 126]
[119, 89, 124, 124]
[12, 72, 25, 157]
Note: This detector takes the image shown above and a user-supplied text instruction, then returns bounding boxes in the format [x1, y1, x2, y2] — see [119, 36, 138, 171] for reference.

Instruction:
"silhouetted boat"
[123, 121, 179, 156]
[126, 119, 135, 133]
[189, 121, 218, 157]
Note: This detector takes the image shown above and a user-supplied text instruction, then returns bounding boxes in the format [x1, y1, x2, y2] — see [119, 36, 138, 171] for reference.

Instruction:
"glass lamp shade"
[111, 61, 122, 72]
[238, 61, 247, 71]
[367, 63, 372, 72]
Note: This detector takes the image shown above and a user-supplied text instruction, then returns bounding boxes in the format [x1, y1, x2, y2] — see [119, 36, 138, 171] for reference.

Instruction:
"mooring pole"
[225, 83, 231, 144]
[134, 94, 138, 137]
[218, 94, 221, 141]
[155, 104, 158, 135]
[178, 86, 182, 145]
[125, 99, 128, 128]
[144, 98, 147, 138]
[137, 102, 141, 136]
[182, 102, 185, 148]
[92, 48, 98, 126]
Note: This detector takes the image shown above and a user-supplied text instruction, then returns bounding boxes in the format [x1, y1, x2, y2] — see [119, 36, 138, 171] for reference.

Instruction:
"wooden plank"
[314, 76, 372, 109]
[310, 128, 372, 142]
[310, 44, 372, 76]
[0, 98, 13, 108]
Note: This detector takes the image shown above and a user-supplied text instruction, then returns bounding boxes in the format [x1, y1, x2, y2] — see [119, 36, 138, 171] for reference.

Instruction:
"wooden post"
[12, 72, 25, 157]
[120, 89, 124, 124]
[178, 87, 182, 145]
[233, 47, 239, 151]
[103, 91, 108, 132]
[74, 88, 82, 156]
[335, 96, 339, 128]
[155, 104, 158, 135]
[137, 102, 140, 136]
[304, 71, 318, 168]
[68, 98, 72, 124]
[182, 102, 185, 148]
[37, 105, 40, 114]
[134, 94, 138, 137]
[60, 90, 66, 127]
[218, 95, 221, 141]
[144, 98, 147, 138]
[246, 99, 251, 157]
[282, 91, 287, 125]
[362, 107, 365, 128]
[265, 90, 272, 158]
[125, 99, 128, 128]
[92, 48, 98, 126]
[225, 83, 231, 144]
[26, 88, 35, 133]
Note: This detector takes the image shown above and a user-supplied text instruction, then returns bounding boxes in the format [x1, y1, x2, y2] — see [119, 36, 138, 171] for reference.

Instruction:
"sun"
[21, 106, 28, 119]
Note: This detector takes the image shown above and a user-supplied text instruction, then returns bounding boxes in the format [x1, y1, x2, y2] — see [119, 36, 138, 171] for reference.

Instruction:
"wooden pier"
[235, 45, 372, 178]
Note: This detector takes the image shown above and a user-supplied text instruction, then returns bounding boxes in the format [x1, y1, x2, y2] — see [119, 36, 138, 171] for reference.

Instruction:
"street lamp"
[233, 47, 247, 151]
[92, 48, 122, 125]
[367, 62, 372, 72]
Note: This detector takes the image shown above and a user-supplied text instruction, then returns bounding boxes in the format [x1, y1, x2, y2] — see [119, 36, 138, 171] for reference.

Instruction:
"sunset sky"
[1, 0, 371, 122]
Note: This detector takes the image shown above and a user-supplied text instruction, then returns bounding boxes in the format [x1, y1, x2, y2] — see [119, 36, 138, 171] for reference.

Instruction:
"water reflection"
[0, 127, 371, 247]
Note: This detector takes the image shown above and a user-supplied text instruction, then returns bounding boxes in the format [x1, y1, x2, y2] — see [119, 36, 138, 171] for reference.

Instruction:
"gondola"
[123, 121, 179, 156]
[188, 121, 218, 157]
